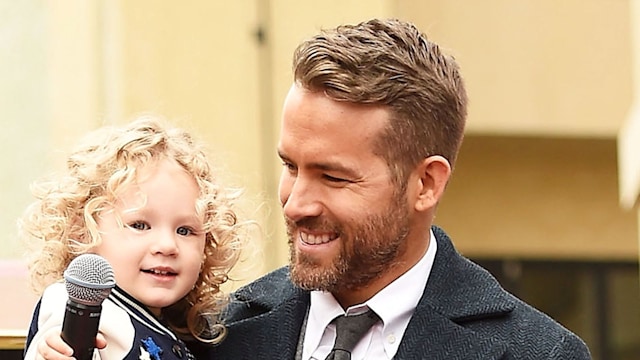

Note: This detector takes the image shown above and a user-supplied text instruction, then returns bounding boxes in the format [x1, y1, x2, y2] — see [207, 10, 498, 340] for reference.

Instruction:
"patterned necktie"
[325, 310, 380, 360]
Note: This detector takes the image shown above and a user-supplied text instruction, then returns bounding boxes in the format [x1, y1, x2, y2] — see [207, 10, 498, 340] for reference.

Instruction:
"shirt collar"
[368, 229, 437, 355]
[305, 229, 438, 358]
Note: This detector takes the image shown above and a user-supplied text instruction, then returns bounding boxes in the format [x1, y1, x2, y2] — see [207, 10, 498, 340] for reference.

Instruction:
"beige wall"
[2, 0, 638, 338]
[618, 0, 640, 261]
[400, 0, 638, 260]
[398, 0, 633, 137]
[435, 136, 637, 261]
[0, 0, 49, 337]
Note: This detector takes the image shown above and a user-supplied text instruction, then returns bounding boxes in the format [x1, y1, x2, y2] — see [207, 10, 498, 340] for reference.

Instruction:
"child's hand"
[37, 328, 72, 359]
[37, 328, 107, 359]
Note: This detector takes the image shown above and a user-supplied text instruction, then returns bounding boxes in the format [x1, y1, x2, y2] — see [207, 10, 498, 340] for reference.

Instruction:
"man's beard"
[286, 193, 409, 293]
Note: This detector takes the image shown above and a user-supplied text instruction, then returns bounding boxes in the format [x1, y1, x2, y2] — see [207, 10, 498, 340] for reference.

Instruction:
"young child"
[21, 115, 252, 360]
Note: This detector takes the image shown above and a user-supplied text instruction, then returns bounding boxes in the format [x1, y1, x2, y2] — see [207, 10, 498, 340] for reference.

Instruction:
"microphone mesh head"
[64, 254, 116, 306]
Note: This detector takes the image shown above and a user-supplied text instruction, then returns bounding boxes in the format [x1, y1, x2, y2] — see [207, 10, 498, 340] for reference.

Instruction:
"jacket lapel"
[396, 301, 508, 359]
[211, 227, 515, 359]
[393, 226, 514, 359]
[209, 268, 310, 360]
[225, 296, 307, 359]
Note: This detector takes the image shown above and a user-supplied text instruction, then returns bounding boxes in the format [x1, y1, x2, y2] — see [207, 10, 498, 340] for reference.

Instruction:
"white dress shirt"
[302, 229, 438, 360]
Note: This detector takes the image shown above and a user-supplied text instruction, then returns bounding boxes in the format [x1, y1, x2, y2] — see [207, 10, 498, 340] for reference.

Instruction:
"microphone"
[61, 254, 116, 360]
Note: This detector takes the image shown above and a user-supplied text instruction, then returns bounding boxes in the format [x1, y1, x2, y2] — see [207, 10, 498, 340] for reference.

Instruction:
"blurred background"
[1, 1, 639, 359]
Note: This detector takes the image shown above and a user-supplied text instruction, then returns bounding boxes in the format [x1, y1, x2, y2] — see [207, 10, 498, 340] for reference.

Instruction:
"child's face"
[93, 158, 206, 316]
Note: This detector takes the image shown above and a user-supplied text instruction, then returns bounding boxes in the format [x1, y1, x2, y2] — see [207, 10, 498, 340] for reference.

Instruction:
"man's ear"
[414, 155, 451, 212]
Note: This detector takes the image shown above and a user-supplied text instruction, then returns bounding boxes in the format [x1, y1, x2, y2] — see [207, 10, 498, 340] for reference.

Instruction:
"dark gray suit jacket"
[204, 226, 591, 359]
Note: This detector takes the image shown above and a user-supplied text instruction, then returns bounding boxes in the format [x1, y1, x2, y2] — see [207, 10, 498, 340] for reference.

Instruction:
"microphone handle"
[61, 300, 102, 360]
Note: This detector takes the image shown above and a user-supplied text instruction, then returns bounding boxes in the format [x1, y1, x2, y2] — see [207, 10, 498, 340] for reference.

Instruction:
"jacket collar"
[393, 226, 513, 358]
[220, 226, 514, 359]
[221, 276, 309, 358]
[423, 226, 515, 320]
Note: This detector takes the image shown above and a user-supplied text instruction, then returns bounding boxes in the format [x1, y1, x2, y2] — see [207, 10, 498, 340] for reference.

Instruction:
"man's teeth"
[300, 232, 333, 244]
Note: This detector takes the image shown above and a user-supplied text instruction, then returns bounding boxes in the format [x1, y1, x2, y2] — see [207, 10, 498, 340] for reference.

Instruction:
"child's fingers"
[95, 332, 107, 349]
[37, 329, 74, 359]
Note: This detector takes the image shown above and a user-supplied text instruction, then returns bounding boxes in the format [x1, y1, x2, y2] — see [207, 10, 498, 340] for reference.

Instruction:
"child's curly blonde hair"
[19, 115, 250, 344]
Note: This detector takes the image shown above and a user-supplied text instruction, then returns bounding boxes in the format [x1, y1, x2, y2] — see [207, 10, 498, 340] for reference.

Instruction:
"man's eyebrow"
[320, 163, 363, 181]
[278, 150, 360, 179]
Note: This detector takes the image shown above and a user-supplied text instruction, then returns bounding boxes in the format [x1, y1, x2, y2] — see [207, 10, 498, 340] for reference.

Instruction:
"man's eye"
[128, 221, 150, 231]
[324, 174, 348, 183]
[282, 161, 297, 172]
[177, 226, 194, 236]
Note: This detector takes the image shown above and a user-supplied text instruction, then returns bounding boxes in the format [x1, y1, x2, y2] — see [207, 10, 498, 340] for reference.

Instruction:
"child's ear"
[413, 155, 451, 212]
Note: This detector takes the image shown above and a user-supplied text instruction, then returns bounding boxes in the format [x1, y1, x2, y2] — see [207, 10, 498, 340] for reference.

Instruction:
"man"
[208, 18, 591, 359]
[36, 18, 591, 360]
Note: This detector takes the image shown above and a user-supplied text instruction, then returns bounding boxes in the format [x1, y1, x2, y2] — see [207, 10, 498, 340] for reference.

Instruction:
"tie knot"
[327, 310, 380, 359]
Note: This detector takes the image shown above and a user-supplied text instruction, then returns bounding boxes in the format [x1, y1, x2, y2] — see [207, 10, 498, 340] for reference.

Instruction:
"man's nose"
[282, 177, 323, 222]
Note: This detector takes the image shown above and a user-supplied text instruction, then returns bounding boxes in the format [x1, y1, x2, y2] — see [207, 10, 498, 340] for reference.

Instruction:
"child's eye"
[176, 226, 194, 236]
[128, 221, 150, 231]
